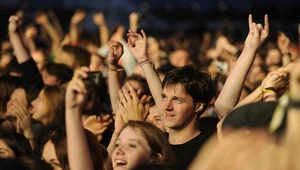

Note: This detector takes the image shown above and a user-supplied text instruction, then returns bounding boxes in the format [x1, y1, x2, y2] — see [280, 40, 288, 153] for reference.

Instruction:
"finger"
[257, 24, 263, 32]
[140, 95, 147, 104]
[122, 85, 133, 104]
[253, 23, 259, 37]
[264, 14, 269, 33]
[146, 96, 152, 103]
[126, 83, 139, 101]
[141, 29, 147, 41]
[102, 114, 111, 121]
[73, 78, 87, 93]
[69, 80, 87, 94]
[248, 14, 253, 30]
[73, 67, 89, 80]
[118, 90, 127, 106]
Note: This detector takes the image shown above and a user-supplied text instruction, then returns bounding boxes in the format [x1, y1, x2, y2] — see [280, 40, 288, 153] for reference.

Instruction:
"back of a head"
[42, 63, 73, 85]
[0, 132, 32, 158]
[162, 65, 215, 114]
[62, 45, 91, 69]
[125, 74, 150, 96]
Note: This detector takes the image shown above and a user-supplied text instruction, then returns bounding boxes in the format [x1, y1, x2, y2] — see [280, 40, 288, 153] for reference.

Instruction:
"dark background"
[0, 0, 299, 42]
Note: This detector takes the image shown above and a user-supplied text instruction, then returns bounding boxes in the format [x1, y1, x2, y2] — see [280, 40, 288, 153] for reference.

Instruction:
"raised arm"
[129, 12, 139, 33]
[277, 31, 291, 66]
[8, 16, 31, 63]
[65, 67, 94, 170]
[107, 40, 124, 113]
[93, 12, 109, 47]
[70, 10, 86, 45]
[214, 14, 269, 119]
[35, 12, 62, 54]
[127, 30, 163, 114]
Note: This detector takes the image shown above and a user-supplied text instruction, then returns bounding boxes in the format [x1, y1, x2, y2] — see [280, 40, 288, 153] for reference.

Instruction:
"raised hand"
[244, 14, 269, 50]
[24, 25, 38, 39]
[127, 29, 148, 62]
[83, 114, 113, 141]
[277, 31, 290, 53]
[107, 40, 124, 68]
[8, 15, 21, 34]
[93, 12, 106, 26]
[71, 10, 86, 25]
[35, 12, 49, 25]
[117, 83, 152, 122]
[65, 67, 89, 109]
[261, 69, 289, 93]
[129, 12, 139, 23]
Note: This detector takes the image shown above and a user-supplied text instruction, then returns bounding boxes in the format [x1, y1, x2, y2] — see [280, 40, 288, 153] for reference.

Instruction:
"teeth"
[116, 160, 127, 165]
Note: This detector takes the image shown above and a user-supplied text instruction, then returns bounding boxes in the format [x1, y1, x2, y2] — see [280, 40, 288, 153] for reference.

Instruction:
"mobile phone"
[82, 71, 102, 86]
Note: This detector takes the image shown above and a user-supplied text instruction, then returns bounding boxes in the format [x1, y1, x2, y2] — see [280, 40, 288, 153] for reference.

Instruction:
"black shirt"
[170, 132, 212, 169]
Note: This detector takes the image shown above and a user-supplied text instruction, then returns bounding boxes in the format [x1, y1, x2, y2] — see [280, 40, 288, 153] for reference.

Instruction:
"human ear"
[195, 102, 205, 113]
[150, 153, 163, 164]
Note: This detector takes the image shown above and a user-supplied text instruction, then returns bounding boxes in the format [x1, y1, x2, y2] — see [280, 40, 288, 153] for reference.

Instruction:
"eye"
[115, 143, 119, 147]
[174, 98, 182, 104]
[161, 94, 167, 100]
[51, 162, 61, 168]
[128, 144, 136, 148]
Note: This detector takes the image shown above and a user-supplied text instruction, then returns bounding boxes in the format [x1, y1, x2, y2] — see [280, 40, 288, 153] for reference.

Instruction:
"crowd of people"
[0, 9, 299, 170]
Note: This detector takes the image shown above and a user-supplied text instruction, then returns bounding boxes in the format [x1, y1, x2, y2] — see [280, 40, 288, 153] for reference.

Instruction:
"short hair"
[120, 121, 172, 164]
[125, 74, 150, 96]
[61, 45, 91, 69]
[162, 65, 214, 114]
[42, 86, 66, 123]
[0, 132, 32, 158]
[42, 63, 73, 85]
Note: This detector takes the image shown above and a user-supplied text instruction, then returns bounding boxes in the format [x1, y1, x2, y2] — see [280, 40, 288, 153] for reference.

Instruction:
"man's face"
[161, 84, 197, 130]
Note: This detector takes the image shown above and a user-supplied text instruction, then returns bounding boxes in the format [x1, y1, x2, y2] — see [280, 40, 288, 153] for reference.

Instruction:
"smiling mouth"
[115, 159, 127, 166]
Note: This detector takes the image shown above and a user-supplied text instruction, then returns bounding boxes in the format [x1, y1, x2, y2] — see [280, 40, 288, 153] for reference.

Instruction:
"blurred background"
[0, 0, 299, 41]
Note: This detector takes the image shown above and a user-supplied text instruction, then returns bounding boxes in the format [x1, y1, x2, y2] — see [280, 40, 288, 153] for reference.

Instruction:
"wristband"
[107, 66, 123, 72]
[264, 94, 278, 101]
[139, 59, 155, 68]
[288, 98, 300, 109]
[282, 52, 291, 57]
[263, 87, 277, 95]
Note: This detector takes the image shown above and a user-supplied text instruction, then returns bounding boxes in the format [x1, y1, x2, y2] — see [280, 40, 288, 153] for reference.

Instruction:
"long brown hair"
[42, 86, 65, 123]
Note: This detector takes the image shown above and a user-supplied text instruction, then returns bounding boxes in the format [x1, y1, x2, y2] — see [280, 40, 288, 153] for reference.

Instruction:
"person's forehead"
[163, 84, 187, 94]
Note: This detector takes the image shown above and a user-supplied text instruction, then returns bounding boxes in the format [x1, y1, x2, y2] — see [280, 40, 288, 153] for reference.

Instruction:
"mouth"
[164, 112, 175, 119]
[115, 159, 127, 166]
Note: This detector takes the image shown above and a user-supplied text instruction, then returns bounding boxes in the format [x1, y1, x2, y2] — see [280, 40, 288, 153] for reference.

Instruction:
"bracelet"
[288, 98, 300, 109]
[139, 59, 152, 66]
[263, 94, 278, 101]
[107, 66, 123, 72]
[282, 52, 291, 57]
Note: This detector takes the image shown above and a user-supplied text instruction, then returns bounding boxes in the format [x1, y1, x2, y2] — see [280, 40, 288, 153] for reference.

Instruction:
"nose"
[31, 99, 37, 106]
[114, 146, 125, 156]
[162, 100, 173, 111]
